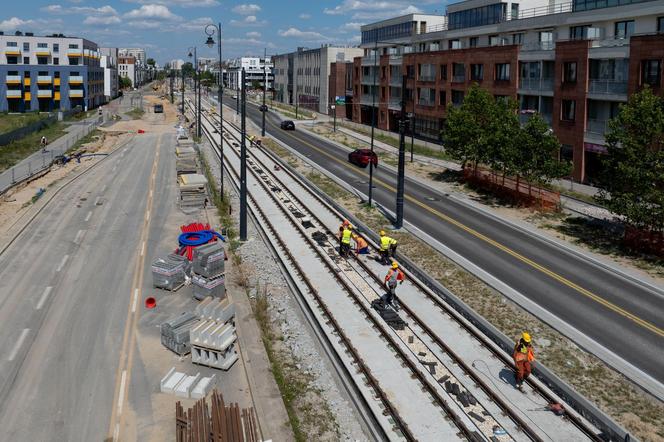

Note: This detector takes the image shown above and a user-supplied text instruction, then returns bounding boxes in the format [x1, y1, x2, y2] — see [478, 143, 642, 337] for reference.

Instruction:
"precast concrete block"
[192, 345, 239, 371]
[195, 297, 215, 316]
[190, 374, 216, 399]
[174, 373, 201, 398]
[160, 367, 187, 394]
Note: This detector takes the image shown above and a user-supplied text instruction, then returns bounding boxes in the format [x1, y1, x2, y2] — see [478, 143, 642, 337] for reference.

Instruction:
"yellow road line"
[266, 119, 664, 338]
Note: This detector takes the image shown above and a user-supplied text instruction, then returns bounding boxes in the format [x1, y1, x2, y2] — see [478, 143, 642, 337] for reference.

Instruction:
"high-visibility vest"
[380, 236, 392, 251]
[513, 342, 535, 363]
[385, 269, 404, 286]
[342, 228, 352, 245]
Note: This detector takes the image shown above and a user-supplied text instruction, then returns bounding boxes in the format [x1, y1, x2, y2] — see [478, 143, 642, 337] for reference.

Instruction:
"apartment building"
[273, 45, 363, 114]
[353, 1, 664, 183]
[119, 48, 146, 65]
[226, 57, 274, 91]
[0, 32, 104, 112]
[100, 47, 119, 101]
[119, 56, 137, 88]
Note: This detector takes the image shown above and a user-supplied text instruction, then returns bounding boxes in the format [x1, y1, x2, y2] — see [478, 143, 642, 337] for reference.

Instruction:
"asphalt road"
[221, 96, 664, 388]
[0, 133, 160, 440]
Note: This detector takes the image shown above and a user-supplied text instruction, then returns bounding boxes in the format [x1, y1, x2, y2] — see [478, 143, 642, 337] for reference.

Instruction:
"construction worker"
[379, 231, 395, 265]
[40, 136, 48, 152]
[339, 224, 352, 257]
[353, 234, 369, 255]
[339, 219, 350, 232]
[383, 262, 405, 310]
[388, 236, 398, 258]
[513, 332, 536, 390]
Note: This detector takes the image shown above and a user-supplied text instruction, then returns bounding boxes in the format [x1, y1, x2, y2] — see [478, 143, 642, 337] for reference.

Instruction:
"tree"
[251, 80, 261, 90]
[182, 62, 195, 78]
[515, 114, 570, 185]
[119, 76, 132, 89]
[146, 58, 156, 67]
[443, 84, 497, 169]
[597, 87, 664, 231]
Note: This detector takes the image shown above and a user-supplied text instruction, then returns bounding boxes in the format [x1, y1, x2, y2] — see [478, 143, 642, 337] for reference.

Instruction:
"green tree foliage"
[181, 62, 195, 78]
[597, 87, 664, 231]
[119, 76, 132, 89]
[146, 58, 156, 67]
[516, 113, 571, 185]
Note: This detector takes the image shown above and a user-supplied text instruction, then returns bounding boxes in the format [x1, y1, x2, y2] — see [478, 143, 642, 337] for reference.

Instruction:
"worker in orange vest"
[513, 332, 535, 390]
[382, 262, 405, 310]
[353, 234, 369, 255]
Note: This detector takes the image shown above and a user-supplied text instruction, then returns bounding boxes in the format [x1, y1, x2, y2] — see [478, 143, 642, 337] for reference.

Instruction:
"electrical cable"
[178, 230, 225, 247]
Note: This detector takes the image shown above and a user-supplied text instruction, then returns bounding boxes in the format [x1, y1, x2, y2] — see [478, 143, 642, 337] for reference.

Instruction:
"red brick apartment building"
[349, 1, 664, 183]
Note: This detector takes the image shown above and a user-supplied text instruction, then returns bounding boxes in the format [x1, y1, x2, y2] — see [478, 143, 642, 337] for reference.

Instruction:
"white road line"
[100, 184, 107, 193]
[117, 370, 127, 415]
[146, 210, 150, 222]
[56, 254, 69, 273]
[140, 241, 145, 257]
[8, 329, 30, 361]
[94, 197, 101, 206]
[112, 166, 117, 173]
[36, 287, 53, 310]
[131, 288, 139, 313]
[74, 229, 85, 245]
[149, 189, 153, 199]
[113, 424, 119, 442]
[84, 211, 92, 222]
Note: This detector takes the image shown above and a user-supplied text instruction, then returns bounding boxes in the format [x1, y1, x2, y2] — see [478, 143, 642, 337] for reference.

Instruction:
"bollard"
[11, 167, 15, 184]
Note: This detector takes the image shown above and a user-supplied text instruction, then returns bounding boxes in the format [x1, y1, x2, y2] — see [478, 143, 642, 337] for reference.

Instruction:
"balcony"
[361, 55, 377, 66]
[452, 75, 465, 83]
[68, 75, 83, 84]
[590, 37, 630, 49]
[5, 75, 21, 84]
[67, 49, 82, 57]
[418, 75, 436, 82]
[69, 89, 84, 98]
[389, 55, 402, 65]
[418, 99, 435, 107]
[586, 119, 609, 135]
[521, 41, 555, 51]
[361, 77, 378, 86]
[37, 90, 52, 98]
[4, 48, 20, 56]
[389, 76, 403, 87]
[519, 78, 554, 92]
[6, 90, 22, 99]
[361, 94, 374, 105]
[588, 80, 627, 96]
[35, 49, 51, 56]
[37, 75, 52, 84]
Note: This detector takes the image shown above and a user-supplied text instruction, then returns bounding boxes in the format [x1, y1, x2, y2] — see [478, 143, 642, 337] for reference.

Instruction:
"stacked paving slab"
[175, 138, 208, 212]
[152, 253, 189, 291]
[191, 242, 226, 301]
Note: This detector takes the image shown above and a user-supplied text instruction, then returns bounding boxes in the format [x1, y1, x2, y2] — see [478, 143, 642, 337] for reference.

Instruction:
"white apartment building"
[100, 47, 118, 101]
[119, 48, 146, 65]
[226, 57, 274, 91]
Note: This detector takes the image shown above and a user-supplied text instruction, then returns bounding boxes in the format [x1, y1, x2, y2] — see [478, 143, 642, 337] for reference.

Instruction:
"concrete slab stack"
[152, 255, 188, 291]
[192, 242, 225, 278]
[161, 311, 199, 355]
[192, 274, 226, 301]
[190, 297, 238, 371]
[178, 173, 208, 212]
[160, 367, 217, 399]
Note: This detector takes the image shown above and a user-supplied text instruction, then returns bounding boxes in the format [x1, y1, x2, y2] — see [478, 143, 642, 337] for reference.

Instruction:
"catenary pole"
[240, 68, 248, 241]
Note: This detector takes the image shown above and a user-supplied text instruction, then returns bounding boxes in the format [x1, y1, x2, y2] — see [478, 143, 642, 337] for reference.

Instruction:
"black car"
[280, 120, 295, 130]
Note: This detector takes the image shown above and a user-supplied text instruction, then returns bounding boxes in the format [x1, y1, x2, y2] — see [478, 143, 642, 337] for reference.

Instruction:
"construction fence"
[624, 226, 664, 257]
[463, 166, 561, 210]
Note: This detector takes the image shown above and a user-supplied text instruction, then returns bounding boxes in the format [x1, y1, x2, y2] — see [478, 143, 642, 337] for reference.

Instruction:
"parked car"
[154, 104, 164, 113]
[280, 120, 295, 130]
[348, 149, 378, 168]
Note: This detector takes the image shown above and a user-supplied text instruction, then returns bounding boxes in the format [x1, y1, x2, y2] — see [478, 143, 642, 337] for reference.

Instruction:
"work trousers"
[389, 244, 397, 258]
[382, 283, 398, 307]
[515, 360, 532, 383]
[340, 242, 351, 257]
[379, 250, 390, 264]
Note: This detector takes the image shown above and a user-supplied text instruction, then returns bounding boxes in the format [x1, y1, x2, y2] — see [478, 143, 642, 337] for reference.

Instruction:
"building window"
[23, 57, 29, 64]
[658, 17, 664, 33]
[440, 64, 447, 81]
[470, 64, 484, 81]
[614, 20, 634, 39]
[641, 60, 661, 86]
[7, 56, 18, 64]
[449, 39, 461, 49]
[511, 3, 519, 19]
[70, 57, 79, 65]
[37, 57, 47, 65]
[419, 64, 436, 81]
[53, 43, 59, 53]
[495, 63, 510, 81]
[563, 62, 577, 83]
[418, 88, 435, 106]
[570, 25, 590, 40]
[439, 90, 446, 106]
[6, 41, 17, 47]
[451, 90, 464, 106]
[37, 42, 47, 48]
[69, 44, 79, 49]
[469, 37, 478, 48]
[562, 100, 576, 121]
[406, 65, 415, 79]
[54, 57, 59, 65]
[448, 3, 506, 30]
[452, 63, 465, 82]
[23, 42, 29, 52]
[560, 144, 574, 162]
[489, 35, 499, 46]
[512, 33, 524, 45]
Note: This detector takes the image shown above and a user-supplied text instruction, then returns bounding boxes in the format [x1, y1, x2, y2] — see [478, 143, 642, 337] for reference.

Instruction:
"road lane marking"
[131, 288, 139, 313]
[117, 370, 127, 415]
[146, 210, 150, 222]
[56, 254, 69, 272]
[100, 184, 107, 193]
[8, 329, 30, 361]
[149, 189, 153, 199]
[274, 120, 664, 338]
[113, 424, 119, 442]
[85, 211, 92, 222]
[140, 241, 145, 257]
[36, 287, 53, 310]
[74, 229, 85, 245]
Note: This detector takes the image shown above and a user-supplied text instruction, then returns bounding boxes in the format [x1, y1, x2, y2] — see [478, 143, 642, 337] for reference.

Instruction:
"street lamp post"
[368, 41, 378, 206]
[330, 104, 337, 132]
[396, 74, 407, 229]
[181, 68, 185, 115]
[187, 47, 201, 138]
[205, 23, 224, 200]
[261, 47, 268, 137]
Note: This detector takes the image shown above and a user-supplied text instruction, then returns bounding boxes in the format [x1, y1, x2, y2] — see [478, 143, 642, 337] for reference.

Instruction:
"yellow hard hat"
[380, 230, 386, 236]
[522, 332, 531, 343]
[392, 262, 398, 269]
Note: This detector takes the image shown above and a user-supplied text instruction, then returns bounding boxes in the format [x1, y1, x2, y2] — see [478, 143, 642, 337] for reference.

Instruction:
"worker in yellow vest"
[379, 231, 395, 265]
[339, 225, 353, 257]
[513, 332, 536, 390]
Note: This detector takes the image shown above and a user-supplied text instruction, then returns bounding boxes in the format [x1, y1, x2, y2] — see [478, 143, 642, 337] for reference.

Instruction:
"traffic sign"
[335, 96, 345, 105]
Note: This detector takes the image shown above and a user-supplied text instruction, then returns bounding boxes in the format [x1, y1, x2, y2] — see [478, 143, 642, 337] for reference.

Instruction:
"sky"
[1, 1, 444, 65]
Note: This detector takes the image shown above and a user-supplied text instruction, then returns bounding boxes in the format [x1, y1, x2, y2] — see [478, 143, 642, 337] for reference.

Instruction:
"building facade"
[119, 48, 146, 65]
[100, 47, 118, 101]
[273, 46, 363, 114]
[0, 32, 104, 112]
[226, 57, 274, 91]
[118, 56, 137, 88]
[354, 2, 664, 183]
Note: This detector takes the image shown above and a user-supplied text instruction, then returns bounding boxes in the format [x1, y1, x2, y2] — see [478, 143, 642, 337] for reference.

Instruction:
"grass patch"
[262, 139, 664, 442]
[0, 112, 47, 134]
[67, 128, 102, 154]
[0, 121, 67, 172]
[125, 107, 145, 120]
[263, 99, 314, 120]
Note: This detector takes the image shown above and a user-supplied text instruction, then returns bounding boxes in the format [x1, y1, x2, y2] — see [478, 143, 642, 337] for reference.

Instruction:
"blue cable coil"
[178, 230, 226, 247]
